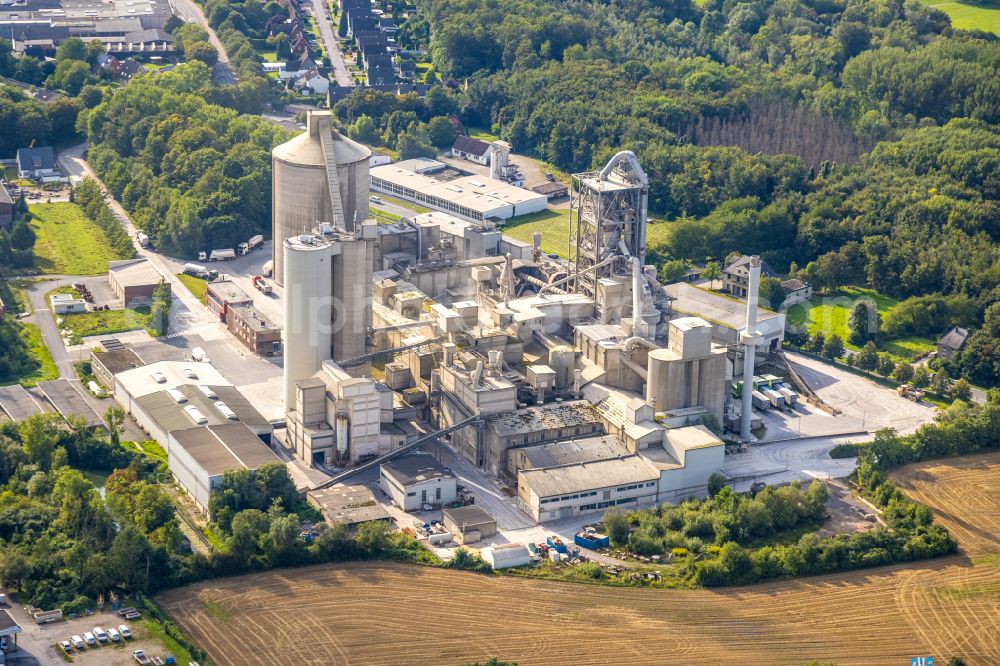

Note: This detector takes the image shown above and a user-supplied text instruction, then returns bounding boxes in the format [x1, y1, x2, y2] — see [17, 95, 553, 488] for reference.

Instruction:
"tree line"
[78, 62, 290, 257]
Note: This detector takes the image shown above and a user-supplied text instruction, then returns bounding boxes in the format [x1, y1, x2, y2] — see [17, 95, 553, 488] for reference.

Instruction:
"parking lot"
[0, 598, 175, 666]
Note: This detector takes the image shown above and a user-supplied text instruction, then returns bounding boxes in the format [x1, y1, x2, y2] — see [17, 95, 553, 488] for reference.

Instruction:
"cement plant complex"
[9, 109, 935, 570]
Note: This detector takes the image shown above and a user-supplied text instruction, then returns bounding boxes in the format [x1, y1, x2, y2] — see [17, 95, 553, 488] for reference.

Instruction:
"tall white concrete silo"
[271, 110, 371, 286]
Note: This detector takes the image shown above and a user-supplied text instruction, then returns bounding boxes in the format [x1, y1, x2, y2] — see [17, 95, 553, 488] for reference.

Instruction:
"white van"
[191, 347, 210, 363]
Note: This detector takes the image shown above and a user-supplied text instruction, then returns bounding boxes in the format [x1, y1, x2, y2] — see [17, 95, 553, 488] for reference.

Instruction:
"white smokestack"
[740, 256, 763, 441]
[632, 257, 648, 340]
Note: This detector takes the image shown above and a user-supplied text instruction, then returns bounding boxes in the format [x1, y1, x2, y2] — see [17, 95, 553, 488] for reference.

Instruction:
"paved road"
[168, 0, 237, 85]
[307, 0, 354, 87]
[56, 144, 218, 337]
[370, 197, 418, 220]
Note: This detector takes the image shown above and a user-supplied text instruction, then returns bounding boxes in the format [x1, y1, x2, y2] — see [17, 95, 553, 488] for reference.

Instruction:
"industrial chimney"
[740, 256, 763, 441]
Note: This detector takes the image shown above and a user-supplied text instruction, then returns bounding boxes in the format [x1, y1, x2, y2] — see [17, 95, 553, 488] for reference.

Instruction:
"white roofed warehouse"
[370, 165, 548, 223]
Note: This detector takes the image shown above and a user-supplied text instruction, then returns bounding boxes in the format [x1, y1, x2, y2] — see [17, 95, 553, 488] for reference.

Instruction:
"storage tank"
[271, 110, 371, 286]
[283, 233, 334, 410]
[548, 346, 575, 388]
[645, 347, 673, 411]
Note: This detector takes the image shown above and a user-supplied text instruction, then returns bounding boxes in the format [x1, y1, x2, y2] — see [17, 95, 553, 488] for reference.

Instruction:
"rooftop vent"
[167, 388, 188, 404]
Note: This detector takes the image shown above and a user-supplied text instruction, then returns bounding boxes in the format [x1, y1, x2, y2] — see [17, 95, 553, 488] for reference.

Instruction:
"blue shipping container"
[574, 532, 610, 549]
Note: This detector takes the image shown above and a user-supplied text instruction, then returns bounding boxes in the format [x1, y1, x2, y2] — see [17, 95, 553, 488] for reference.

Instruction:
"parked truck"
[238, 234, 263, 255]
[209, 248, 236, 261]
[183, 263, 217, 280]
[262, 259, 273, 277]
[751, 389, 770, 410]
[897, 384, 925, 402]
[135, 231, 149, 248]
[252, 275, 272, 294]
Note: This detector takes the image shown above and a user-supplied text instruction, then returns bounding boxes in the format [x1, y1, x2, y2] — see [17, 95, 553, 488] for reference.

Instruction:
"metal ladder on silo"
[319, 128, 347, 229]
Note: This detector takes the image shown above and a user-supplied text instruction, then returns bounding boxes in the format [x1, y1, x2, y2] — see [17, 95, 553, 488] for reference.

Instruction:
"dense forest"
[78, 62, 291, 256]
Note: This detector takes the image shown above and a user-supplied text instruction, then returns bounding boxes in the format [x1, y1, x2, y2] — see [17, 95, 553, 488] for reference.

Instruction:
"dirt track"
[159, 454, 1000, 666]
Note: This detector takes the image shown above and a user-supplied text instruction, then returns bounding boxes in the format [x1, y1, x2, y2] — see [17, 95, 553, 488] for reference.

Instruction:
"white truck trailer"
[238, 234, 264, 255]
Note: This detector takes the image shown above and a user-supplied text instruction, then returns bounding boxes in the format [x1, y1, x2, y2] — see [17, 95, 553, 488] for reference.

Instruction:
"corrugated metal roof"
[171, 423, 279, 477]
[518, 456, 658, 499]
[518, 436, 629, 469]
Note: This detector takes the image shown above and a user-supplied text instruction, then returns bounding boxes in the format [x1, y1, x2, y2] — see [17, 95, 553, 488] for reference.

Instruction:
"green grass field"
[503, 209, 670, 259]
[0, 322, 59, 387]
[30, 203, 132, 275]
[785, 286, 936, 360]
[502, 209, 573, 256]
[60, 307, 153, 344]
[175, 273, 209, 303]
[919, 0, 1000, 34]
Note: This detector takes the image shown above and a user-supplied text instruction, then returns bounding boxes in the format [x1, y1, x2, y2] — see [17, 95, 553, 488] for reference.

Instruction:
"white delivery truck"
[209, 248, 236, 261]
[191, 347, 211, 363]
[238, 234, 264, 255]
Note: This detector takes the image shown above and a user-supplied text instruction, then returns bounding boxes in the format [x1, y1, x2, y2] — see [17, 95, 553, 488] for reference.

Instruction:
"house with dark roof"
[452, 135, 493, 165]
[722, 255, 778, 298]
[780, 278, 812, 306]
[365, 53, 395, 85]
[937, 326, 969, 360]
[397, 59, 416, 80]
[16, 146, 57, 180]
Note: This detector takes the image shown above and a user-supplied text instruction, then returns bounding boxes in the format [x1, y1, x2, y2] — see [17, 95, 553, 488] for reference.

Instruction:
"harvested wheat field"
[159, 454, 1000, 666]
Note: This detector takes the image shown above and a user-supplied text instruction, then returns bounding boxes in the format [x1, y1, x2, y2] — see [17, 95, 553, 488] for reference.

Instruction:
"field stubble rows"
[160, 454, 1000, 665]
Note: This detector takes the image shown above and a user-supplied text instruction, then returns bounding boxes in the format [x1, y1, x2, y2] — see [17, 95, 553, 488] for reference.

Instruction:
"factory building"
[379, 453, 457, 511]
[369, 165, 547, 223]
[271, 110, 371, 285]
[517, 456, 660, 523]
[205, 280, 252, 321]
[169, 423, 281, 514]
[307, 484, 392, 528]
[277, 148, 732, 523]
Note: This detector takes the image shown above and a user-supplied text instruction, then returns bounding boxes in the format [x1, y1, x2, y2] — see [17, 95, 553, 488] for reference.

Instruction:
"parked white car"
[107, 627, 121, 642]
[119, 624, 132, 639]
[70, 635, 85, 649]
[93, 626, 108, 642]
[60, 640, 73, 653]
[83, 631, 96, 646]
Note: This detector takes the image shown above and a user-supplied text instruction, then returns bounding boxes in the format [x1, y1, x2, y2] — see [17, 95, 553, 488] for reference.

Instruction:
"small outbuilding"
[50, 292, 86, 314]
[442, 504, 496, 544]
[379, 453, 457, 511]
[531, 182, 568, 200]
[109, 258, 164, 308]
[481, 543, 532, 569]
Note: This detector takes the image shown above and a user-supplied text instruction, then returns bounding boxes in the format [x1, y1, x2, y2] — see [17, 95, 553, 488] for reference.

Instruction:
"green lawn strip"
[378, 193, 431, 214]
[501, 209, 572, 256]
[138, 618, 194, 664]
[372, 208, 402, 224]
[29, 202, 131, 275]
[124, 439, 168, 462]
[1, 322, 59, 387]
[175, 273, 209, 303]
[465, 125, 500, 142]
[917, 0, 1000, 34]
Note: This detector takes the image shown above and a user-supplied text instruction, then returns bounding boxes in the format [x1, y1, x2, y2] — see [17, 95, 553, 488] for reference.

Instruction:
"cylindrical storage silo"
[283, 234, 334, 411]
[271, 110, 370, 286]
[548, 346, 575, 389]
[646, 348, 674, 412]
